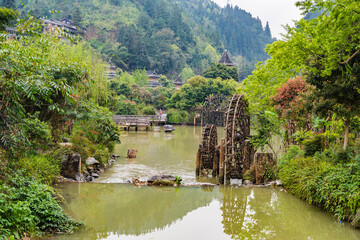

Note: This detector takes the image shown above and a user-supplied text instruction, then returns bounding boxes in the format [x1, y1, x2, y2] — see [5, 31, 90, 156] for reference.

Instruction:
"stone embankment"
[58, 142, 119, 182]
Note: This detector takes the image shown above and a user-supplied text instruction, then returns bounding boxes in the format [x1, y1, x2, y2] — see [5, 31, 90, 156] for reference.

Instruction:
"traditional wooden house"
[146, 70, 161, 81]
[104, 60, 117, 80]
[173, 75, 184, 90]
[41, 18, 78, 38]
[146, 70, 162, 88]
[218, 49, 235, 67]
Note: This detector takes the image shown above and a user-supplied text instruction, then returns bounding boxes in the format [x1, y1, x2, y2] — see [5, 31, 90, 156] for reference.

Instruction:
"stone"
[276, 180, 283, 186]
[59, 142, 73, 147]
[244, 180, 253, 185]
[86, 157, 99, 166]
[61, 153, 81, 180]
[127, 149, 138, 158]
[230, 179, 242, 185]
[111, 154, 120, 159]
[108, 159, 115, 166]
[91, 172, 99, 178]
[62, 137, 70, 143]
[147, 175, 176, 183]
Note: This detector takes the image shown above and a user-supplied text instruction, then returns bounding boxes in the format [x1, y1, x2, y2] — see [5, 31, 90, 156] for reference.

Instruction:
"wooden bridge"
[112, 115, 167, 131]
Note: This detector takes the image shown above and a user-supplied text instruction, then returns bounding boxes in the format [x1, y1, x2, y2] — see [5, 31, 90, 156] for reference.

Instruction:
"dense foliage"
[166, 75, 238, 110]
[0, 11, 120, 238]
[239, 0, 360, 228]
[0, 171, 82, 239]
[279, 146, 360, 228]
[16, 0, 274, 80]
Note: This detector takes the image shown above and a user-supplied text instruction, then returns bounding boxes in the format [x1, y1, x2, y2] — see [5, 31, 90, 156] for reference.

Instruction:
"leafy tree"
[267, 0, 360, 149]
[203, 63, 239, 80]
[158, 75, 173, 88]
[0, 6, 16, 31]
[167, 75, 238, 110]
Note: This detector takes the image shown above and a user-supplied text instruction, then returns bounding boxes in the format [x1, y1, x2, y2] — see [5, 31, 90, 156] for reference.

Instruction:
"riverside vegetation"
[240, 0, 360, 229]
[1, 0, 360, 238]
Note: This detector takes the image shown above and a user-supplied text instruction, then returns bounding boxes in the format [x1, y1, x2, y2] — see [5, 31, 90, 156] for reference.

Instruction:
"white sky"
[211, 0, 303, 39]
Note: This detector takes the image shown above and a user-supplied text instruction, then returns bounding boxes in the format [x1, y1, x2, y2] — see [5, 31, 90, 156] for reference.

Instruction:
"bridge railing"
[112, 115, 167, 125]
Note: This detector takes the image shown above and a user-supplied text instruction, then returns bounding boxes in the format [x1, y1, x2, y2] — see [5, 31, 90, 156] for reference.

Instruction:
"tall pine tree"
[264, 21, 271, 38]
[72, 5, 82, 27]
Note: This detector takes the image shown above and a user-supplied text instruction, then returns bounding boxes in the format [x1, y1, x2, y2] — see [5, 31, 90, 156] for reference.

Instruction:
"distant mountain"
[17, 0, 275, 80]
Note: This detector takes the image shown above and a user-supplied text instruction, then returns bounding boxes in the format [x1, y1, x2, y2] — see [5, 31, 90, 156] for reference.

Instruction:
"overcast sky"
[211, 0, 303, 39]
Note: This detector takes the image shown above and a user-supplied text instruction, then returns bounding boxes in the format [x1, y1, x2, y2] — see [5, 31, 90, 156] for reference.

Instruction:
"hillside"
[16, 0, 275, 80]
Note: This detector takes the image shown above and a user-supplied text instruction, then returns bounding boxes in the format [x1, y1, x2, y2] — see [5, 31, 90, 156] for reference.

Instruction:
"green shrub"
[141, 105, 156, 115]
[0, 171, 81, 239]
[18, 154, 61, 185]
[167, 109, 190, 124]
[298, 132, 326, 157]
[279, 152, 360, 224]
[20, 117, 52, 149]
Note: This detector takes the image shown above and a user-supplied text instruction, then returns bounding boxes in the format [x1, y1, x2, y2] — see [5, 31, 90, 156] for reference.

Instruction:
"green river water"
[55, 126, 360, 240]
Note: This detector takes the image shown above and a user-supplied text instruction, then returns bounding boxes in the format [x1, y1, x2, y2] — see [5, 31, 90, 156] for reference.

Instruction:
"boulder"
[147, 175, 176, 183]
[86, 157, 99, 166]
[61, 153, 81, 180]
[127, 149, 138, 158]
[244, 180, 253, 185]
[91, 172, 99, 178]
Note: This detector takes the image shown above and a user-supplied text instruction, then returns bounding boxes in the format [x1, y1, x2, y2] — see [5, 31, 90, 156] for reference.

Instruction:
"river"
[56, 126, 360, 240]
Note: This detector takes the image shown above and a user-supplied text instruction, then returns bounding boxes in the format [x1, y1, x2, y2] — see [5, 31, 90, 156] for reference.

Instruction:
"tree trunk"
[343, 118, 350, 150]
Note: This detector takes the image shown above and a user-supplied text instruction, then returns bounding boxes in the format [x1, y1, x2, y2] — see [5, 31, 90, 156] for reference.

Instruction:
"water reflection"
[56, 184, 360, 240]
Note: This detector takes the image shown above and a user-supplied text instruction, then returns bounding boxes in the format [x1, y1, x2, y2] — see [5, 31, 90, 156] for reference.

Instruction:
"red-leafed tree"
[271, 77, 311, 144]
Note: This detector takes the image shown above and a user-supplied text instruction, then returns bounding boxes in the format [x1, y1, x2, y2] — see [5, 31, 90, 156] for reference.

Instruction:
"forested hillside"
[13, 0, 274, 80]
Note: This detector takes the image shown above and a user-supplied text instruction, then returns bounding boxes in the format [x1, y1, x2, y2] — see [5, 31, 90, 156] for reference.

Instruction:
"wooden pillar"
[254, 153, 274, 184]
[219, 138, 225, 183]
[196, 146, 201, 176]
[212, 148, 219, 177]
[242, 140, 254, 174]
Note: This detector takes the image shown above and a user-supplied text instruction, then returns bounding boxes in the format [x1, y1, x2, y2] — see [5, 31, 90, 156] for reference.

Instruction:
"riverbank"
[278, 145, 360, 229]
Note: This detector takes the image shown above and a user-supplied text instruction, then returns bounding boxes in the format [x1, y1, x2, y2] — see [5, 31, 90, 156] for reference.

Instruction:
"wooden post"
[254, 153, 274, 184]
[196, 145, 201, 176]
[199, 144, 203, 176]
[219, 138, 225, 183]
[212, 148, 219, 177]
[242, 140, 254, 174]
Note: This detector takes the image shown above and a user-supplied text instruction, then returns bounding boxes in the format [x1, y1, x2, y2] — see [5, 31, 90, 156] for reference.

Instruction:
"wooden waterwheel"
[225, 95, 250, 179]
[201, 124, 218, 170]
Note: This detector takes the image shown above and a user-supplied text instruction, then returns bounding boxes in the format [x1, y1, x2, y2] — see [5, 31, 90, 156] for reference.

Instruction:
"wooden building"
[173, 75, 184, 90]
[218, 49, 235, 67]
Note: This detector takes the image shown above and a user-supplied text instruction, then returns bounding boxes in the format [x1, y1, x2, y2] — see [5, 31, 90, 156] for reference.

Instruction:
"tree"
[72, 5, 82, 27]
[167, 75, 238, 110]
[264, 21, 271, 38]
[0, 6, 16, 31]
[203, 63, 239, 81]
[2, 0, 16, 10]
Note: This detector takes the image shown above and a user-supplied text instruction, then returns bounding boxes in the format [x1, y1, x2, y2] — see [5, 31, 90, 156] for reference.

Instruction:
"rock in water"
[127, 149, 138, 158]
[86, 157, 99, 166]
[147, 175, 176, 183]
[244, 180, 253, 185]
[61, 153, 81, 180]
